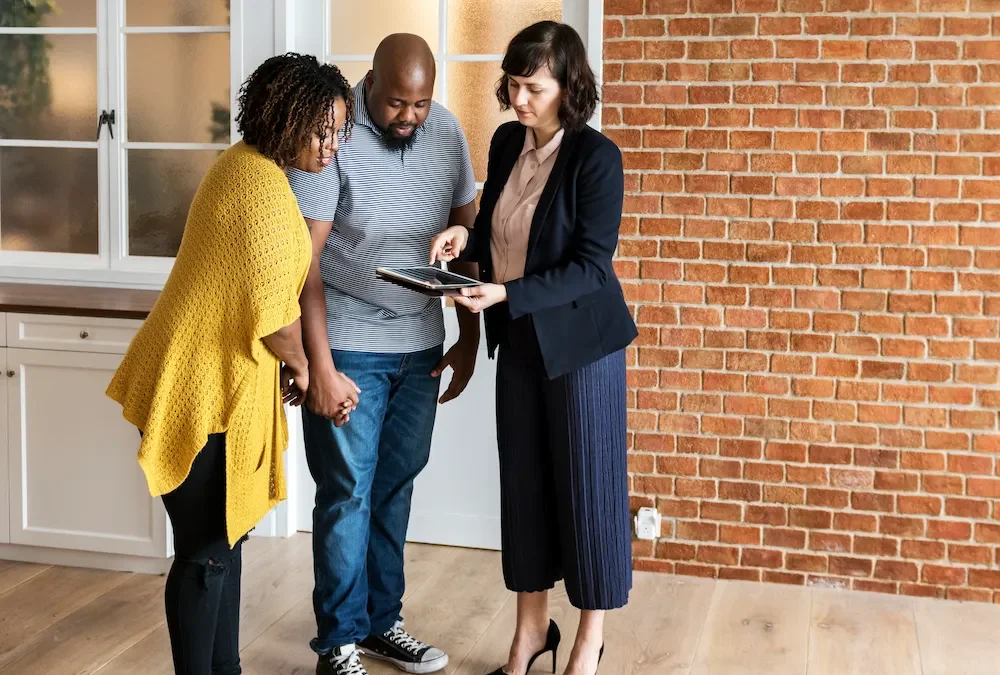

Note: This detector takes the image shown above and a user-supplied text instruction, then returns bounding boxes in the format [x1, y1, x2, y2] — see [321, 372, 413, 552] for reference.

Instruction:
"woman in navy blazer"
[430, 21, 637, 675]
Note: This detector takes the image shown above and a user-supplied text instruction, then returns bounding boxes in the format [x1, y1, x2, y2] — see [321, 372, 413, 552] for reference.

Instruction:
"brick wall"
[605, 1, 1000, 602]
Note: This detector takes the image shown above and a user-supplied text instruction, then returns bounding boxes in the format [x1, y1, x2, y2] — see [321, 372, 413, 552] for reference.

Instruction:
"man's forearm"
[300, 267, 337, 372]
[450, 260, 481, 344]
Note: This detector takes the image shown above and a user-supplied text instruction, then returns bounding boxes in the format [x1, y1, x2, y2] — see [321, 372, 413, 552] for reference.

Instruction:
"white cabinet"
[0, 312, 171, 571]
[6, 348, 168, 558]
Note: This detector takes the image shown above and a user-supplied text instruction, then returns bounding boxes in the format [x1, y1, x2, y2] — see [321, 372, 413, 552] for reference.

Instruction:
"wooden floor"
[0, 534, 997, 675]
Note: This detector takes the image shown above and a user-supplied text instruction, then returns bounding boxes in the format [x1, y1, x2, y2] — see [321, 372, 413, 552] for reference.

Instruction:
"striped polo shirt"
[287, 80, 477, 353]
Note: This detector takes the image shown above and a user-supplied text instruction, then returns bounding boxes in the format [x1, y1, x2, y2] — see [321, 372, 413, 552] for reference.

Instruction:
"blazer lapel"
[525, 128, 576, 267]
[492, 125, 524, 203]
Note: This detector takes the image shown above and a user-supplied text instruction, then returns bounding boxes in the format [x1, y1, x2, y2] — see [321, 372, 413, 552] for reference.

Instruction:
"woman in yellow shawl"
[107, 53, 356, 675]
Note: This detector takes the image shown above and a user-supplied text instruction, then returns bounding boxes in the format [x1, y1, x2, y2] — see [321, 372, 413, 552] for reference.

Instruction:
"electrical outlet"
[634, 507, 661, 541]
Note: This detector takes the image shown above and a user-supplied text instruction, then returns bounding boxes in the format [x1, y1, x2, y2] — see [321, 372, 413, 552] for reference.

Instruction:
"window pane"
[126, 0, 229, 26]
[331, 0, 438, 55]
[334, 61, 372, 88]
[448, 0, 561, 55]
[448, 62, 515, 182]
[1, 0, 95, 27]
[127, 34, 230, 143]
[0, 147, 98, 254]
[128, 150, 219, 258]
[0, 35, 97, 141]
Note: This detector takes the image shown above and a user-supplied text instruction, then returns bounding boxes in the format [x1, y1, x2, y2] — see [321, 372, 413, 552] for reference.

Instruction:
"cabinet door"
[6, 348, 168, 557]
[0, 347, 8, 544]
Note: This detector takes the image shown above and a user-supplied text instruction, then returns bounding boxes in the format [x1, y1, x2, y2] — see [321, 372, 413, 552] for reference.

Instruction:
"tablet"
[376, 266, 482, 296]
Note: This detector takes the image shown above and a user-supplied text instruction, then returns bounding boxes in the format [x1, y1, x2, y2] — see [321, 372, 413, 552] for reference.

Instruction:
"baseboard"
[0, 543, 173, 575]
[405, 511, 502, 551]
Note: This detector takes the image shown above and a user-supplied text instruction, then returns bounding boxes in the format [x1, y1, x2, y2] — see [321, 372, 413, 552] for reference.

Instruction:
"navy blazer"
[462, 121, 638, 380]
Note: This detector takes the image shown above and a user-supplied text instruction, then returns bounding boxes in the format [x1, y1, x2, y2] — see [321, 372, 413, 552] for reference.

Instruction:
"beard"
[379, 123, 418, 151]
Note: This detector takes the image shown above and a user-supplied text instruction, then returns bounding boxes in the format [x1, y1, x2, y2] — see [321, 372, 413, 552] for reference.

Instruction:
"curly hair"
[496, 21, 599, 132]
[236, 53, 354, 167]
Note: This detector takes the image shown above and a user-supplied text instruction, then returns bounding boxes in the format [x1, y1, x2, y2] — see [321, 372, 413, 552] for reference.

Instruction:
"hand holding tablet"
[376, 266, 483, 297]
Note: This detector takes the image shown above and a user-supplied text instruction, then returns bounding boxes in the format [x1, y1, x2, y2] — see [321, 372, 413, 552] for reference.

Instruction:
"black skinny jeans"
[160, 433, 245, 675]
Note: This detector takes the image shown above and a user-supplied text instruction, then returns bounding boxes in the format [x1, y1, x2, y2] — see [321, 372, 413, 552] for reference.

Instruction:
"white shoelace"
[387, 625, 429, 655]
[332, 649, 367, 675]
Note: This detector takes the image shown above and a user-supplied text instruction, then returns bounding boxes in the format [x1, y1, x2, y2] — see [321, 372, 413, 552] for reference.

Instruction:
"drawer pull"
[80, 330, 90, 339]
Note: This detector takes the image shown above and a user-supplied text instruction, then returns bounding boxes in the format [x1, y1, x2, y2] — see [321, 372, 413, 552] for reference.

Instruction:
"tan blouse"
[491, 127, 565, 284]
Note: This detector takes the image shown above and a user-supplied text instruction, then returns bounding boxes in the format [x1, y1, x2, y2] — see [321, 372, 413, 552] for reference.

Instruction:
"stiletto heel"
[486, 619, 561, 675]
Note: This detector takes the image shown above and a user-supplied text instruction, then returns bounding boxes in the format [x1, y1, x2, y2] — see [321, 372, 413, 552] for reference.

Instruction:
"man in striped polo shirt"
[287, 34, 479, 675]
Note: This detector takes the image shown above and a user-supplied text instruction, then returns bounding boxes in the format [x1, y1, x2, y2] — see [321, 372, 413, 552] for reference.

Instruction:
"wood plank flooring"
[0, 534, 997, 675]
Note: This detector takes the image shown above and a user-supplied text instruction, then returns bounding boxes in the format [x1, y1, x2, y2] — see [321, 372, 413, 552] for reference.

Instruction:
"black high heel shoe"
[488, 619, 561, 675]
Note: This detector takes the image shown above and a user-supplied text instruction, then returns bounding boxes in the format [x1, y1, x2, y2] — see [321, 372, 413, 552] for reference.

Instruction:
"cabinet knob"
[5, 370, 13, 378]
[80, 330, 90, 339]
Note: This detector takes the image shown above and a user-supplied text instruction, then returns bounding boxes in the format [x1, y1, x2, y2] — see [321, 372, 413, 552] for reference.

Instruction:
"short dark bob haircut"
[496, 21, 599, 132]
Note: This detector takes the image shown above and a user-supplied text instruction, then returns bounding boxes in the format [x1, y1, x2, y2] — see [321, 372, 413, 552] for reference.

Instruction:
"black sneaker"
[359, 621, 448, 674]
[317, 644, 368, 675]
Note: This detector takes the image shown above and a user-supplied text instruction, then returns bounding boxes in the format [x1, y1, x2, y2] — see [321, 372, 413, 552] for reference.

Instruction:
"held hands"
[429, 225, 470, 264]
[281, 364, 309, 407]
[306, 364, 361, 427]
[452, 283, 507, 313]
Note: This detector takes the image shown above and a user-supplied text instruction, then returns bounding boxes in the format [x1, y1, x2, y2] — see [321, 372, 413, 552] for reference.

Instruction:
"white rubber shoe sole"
[362, 650, 449, 674]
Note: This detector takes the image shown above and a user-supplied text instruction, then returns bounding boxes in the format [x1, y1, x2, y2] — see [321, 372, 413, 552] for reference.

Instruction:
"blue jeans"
[303, 346, 443, 654]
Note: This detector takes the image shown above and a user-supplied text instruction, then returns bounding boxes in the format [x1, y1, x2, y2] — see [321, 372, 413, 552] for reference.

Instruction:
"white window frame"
[0, 0, 602, 291]
[322, 0, 604, 192]
[0, 1, 232, 288]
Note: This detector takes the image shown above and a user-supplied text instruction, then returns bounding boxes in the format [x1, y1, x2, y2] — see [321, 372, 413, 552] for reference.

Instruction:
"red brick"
[947, 588, 992, 603]
[926, 521, 972, 541]
[765, 528, 807, 550]
[741, 548, 783, 568]
[875, 560, 918, 582]
[761, 17, 801, 36]
[656, 542, 696, 561]
[922, 565, 966, 587]
[881, 516, 925, 537]
[805, 16, 848, 35]
[900, 584, 944, 600]
[674, 563, 719, 579]
[777, 40, 819, 60]
[719, 525, 761, 545]
[647, 0, 689, 11]
[626, 19, 667, 37]
[697, 545, 740, 566]
[746, 505, 787, 525]
[719, 568, 761, 583]
[836, 513, 878, 533]
[607, 0, 643, 12]
[870, 40, 913, 59]
[969, 570, 1000, 590]
[830, 556, 873, 577]
[665, 63, 709, 83]
[787, 553, 828, 573]
[901, 540, 945, 561]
